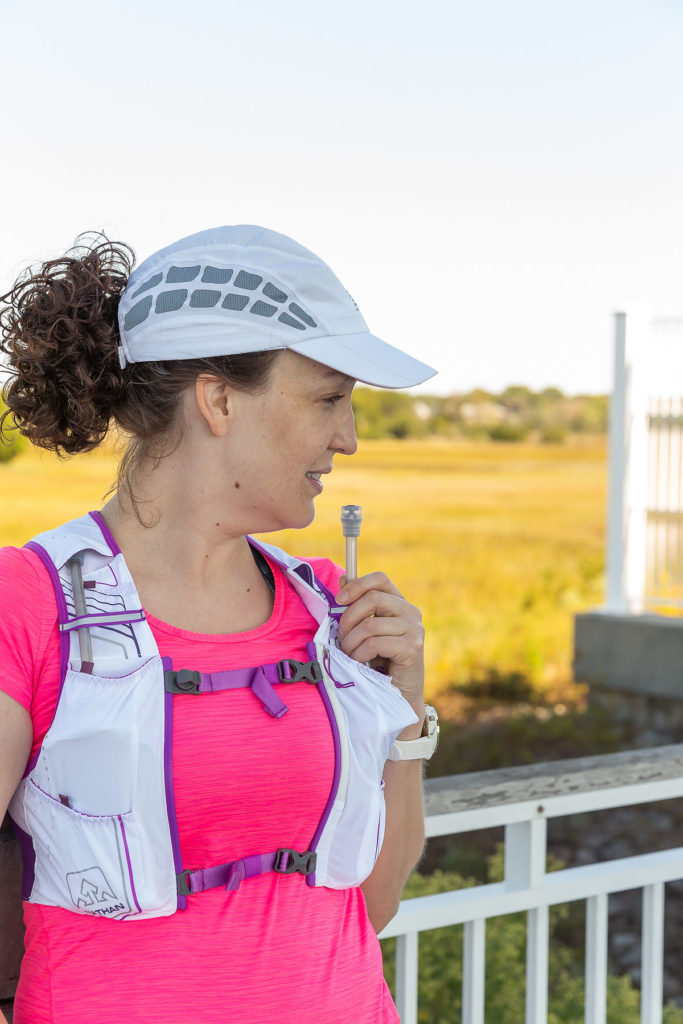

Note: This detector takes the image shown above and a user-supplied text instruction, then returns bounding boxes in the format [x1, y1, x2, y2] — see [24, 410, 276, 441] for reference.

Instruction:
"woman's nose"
[332, 405, 358, 456]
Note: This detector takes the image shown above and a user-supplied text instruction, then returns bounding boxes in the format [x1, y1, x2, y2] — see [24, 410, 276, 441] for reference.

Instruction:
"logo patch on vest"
[66, 867, 130, 918]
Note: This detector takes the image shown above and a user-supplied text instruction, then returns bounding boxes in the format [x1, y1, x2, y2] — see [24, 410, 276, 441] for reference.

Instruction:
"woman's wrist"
[396, 700, 426, 741]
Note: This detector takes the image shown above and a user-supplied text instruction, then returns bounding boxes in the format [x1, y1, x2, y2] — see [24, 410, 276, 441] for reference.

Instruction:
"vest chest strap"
[177, 848, 317, 895]
[164, 659, 323, 718]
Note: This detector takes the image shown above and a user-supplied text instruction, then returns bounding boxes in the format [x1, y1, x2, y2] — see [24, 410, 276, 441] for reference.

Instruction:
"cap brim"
[287, 332, 437, 389]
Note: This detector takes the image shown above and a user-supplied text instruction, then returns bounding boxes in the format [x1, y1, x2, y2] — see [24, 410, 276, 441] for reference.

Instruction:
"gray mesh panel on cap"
[222, 293, 249, 311]
[201, 266, 233, 284]
[278, 312, 306, 330]
[166, 265, 201, 284]
[190, 289, 221, 308]
[288, 303, 317, 328]
[263, 282, 288, 303]
[250, 300, 277, 318]
[131, 273, 163, 299]
[124, 296, 153, 331]
[234, 271, 262, 290]
[155, 289, 188, 313]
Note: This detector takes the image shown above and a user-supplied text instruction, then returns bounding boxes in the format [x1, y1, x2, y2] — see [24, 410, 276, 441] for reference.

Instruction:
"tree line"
[351, 385, 609, 442]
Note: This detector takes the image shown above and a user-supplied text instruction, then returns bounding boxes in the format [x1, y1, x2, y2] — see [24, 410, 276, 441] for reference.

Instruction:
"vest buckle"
[277, 659, 323, 684]
[176, 869, 193, 896]
[165, 669, 201, 694]
[275, 848, 317, 876]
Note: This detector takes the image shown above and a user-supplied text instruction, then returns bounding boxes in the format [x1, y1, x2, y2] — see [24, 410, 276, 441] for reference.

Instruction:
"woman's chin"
[253, 504, 316, 534]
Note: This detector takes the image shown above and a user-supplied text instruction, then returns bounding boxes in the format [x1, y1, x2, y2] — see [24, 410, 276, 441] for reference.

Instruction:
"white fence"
[380, 746, 683, 1024]
[606, 311, 683, 613]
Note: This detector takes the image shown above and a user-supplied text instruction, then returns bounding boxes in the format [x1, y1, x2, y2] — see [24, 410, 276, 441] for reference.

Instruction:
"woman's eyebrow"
[319, 368, 355, 386]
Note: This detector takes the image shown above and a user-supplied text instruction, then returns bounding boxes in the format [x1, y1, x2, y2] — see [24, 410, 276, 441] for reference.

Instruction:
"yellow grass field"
[0, 439, 607, 704]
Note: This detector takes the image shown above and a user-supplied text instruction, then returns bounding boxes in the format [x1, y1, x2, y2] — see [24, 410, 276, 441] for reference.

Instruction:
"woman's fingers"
[340, 615, 424, 668]
[337, 589, 419, 642]
[335, 572, 423, 669]
[336, 571, 402, 605]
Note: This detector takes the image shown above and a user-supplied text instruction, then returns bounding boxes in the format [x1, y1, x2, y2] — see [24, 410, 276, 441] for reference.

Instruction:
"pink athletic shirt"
[0, 539, 399, 1024]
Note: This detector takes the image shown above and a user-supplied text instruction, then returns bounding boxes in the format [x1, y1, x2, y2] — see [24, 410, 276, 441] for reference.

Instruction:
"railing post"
[641, 883, 664, 1024]
[606, 308, 650, 612]
[504, 818, 546, 890]
[462, 918, 485, 1024]
[526, 905, 549, 1024]
[585, 892, 608, 1024]
[395, 931, 418, 1024]
[504, 818, 549, 1024]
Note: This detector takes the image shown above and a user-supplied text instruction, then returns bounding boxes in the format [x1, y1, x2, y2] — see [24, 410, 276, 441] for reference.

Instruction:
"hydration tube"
[66, 551, 93, 668]
[340, 505, 362, 582]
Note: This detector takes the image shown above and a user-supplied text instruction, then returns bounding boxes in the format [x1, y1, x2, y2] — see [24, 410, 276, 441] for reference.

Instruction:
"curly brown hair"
[0, 233, 278, 523]
[0, 233, 133, 454]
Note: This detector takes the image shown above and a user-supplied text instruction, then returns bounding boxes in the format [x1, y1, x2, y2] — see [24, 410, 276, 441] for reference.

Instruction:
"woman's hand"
[335, 572, 425, 717]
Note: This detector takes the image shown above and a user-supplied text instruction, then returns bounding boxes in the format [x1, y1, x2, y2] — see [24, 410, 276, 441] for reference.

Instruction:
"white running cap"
[117, 225, 436, 389]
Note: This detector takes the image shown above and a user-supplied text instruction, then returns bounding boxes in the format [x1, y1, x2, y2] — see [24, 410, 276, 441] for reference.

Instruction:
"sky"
[1, 0, 683, 397]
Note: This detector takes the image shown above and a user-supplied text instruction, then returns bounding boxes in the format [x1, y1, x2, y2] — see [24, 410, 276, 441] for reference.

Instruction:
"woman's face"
[214, 350, 358, 533]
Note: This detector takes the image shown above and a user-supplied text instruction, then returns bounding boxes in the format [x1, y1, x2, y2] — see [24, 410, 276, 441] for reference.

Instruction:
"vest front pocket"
[31, 657, 165, 817]
[317, 644, 417, 887]
[24, 780, 142, 920]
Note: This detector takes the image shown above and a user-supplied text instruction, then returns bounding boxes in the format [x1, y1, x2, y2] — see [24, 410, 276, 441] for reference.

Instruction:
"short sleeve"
[0, 546, 57, 714]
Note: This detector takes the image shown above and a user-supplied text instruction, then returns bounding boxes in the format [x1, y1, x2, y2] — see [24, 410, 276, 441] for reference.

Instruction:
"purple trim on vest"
[162, 656, 187, 910]
[23, 541, 72, 776]
[304, 640, 341, 888]
[89, 510, 120, 554]
[246, 535, 340, 616]
[118, 814, 142, 916]
[10, 817, 36, 900]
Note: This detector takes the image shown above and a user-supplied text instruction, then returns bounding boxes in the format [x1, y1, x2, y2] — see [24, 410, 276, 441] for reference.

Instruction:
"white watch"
[387, 704, 439, 761]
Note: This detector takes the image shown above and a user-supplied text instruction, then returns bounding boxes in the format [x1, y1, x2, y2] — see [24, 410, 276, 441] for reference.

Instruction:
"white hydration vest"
[9, 512, 417, 920]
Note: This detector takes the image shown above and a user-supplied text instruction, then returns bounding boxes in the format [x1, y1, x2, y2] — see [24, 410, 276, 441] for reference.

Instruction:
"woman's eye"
[324, 394, 346, 405]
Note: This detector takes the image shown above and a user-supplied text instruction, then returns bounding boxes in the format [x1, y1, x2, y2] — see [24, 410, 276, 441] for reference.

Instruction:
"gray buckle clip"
[275, 848, 317, 875]
[277, 659, 322, 684]
[176, 870, 192, 896]
[165, 670, 201, 694]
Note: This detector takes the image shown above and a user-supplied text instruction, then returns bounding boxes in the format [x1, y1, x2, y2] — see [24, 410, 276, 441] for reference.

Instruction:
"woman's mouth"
[305, 471, 323, 493]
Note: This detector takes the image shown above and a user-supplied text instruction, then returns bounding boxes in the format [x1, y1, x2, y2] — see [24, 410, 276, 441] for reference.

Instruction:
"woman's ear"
[194, 375, 232, 436]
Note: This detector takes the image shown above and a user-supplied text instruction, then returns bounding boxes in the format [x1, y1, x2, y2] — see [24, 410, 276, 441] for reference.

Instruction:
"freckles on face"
[222, 352, 356, 530]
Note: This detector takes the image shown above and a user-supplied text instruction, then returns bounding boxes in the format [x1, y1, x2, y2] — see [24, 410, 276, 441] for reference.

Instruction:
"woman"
[0, 225, 438, 1024]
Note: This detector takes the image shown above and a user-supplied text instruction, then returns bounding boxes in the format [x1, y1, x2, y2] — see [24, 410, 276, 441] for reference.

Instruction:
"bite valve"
[341, 505, 362, 582]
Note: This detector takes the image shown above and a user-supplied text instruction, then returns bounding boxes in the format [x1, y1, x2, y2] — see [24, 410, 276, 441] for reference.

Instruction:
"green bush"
[488, 422, 530, 442]
[381, 860, 683, 1023]
[541, 424, 569, 444]
[352, 388, 427, 440]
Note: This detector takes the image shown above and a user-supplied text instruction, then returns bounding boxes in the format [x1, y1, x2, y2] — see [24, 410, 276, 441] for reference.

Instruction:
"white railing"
[380, 746, 683, 1024]
[606, 311, 683, 613]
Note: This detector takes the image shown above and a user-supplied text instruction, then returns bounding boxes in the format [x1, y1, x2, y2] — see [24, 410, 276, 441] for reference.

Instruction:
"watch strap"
[387, 734, 437, 761]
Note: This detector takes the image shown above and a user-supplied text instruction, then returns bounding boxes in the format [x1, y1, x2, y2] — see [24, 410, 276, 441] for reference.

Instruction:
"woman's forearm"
[360, 716, 426, 933]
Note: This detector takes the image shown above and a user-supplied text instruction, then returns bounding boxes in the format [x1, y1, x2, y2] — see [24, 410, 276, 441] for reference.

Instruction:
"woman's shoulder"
[0, 543, 58, 624]
[0, 544, 59, 714]
[0, 543, 51, 588]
